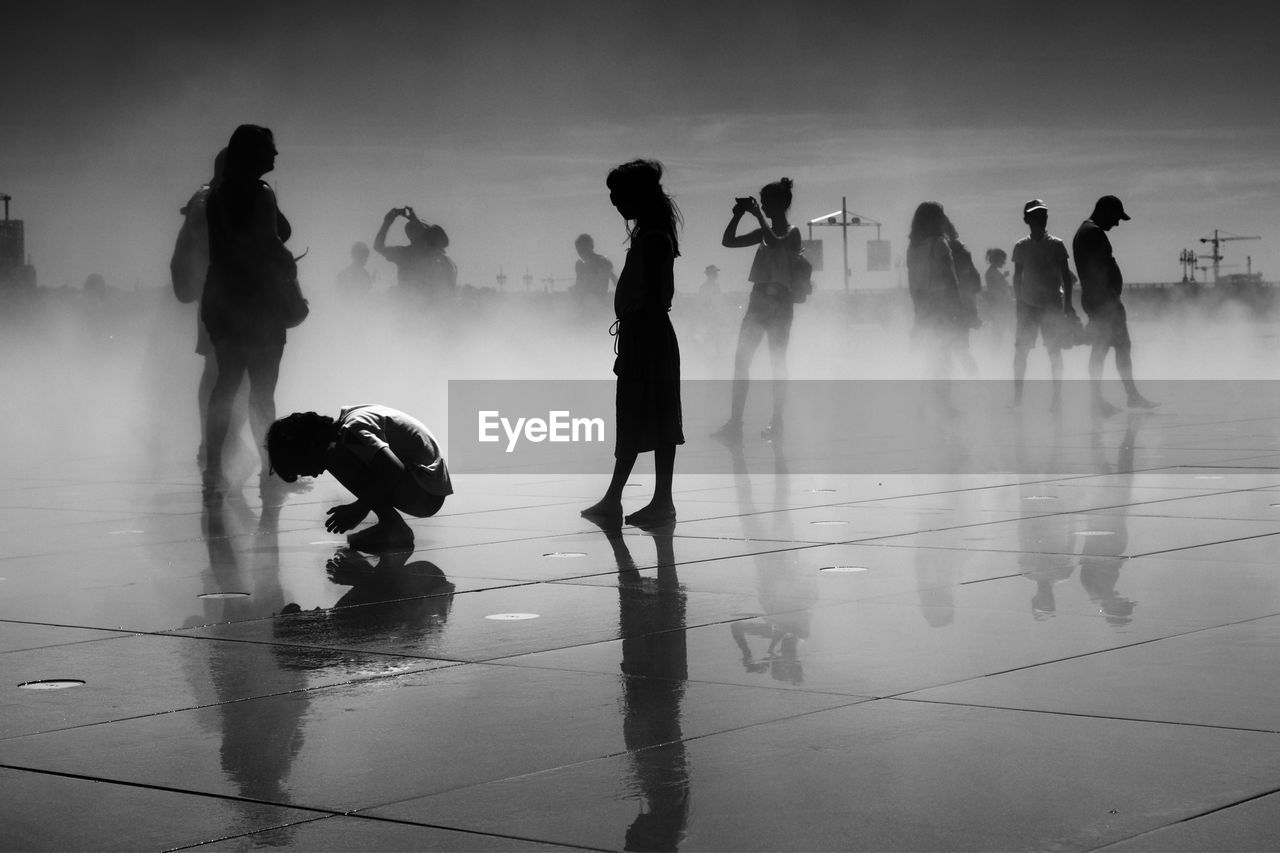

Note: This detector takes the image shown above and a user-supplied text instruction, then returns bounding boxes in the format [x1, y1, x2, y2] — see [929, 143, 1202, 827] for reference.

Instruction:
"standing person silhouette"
[572, 233, 617, 306]
[170, 147, 234, 465]
[906, 202, 965, 379]
[1073, 195, 1156, 416]
[1011, 199, 1077, 411]
[982, 247, 1013, 344]
[944, 217, 982, 376]
[374, 207, 456, 306]
[200, 125, 296, 492]
[582, 160, 684, 528]
[713, 178, 801, 442]
[336, 241, 373, 297]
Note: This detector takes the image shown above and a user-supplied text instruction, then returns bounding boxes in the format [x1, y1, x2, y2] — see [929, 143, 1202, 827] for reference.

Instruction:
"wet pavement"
[4, 408, 1280, 851]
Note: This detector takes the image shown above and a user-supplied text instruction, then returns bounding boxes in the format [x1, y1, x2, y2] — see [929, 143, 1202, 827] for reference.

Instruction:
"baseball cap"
[1096, 195, 1131, 220]
[1023, 199, 1048, 215]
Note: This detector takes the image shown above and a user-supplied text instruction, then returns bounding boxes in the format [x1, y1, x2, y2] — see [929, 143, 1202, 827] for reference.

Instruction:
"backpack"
[787, 247, 813, 304]
[170, 187, 210, 304]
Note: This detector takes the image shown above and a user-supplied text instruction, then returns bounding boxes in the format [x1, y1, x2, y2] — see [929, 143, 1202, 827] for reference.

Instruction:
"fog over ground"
[2, 0, 1279, 472]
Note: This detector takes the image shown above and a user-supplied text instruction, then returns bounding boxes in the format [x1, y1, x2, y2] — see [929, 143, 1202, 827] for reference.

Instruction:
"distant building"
[0, 196, 38, 290]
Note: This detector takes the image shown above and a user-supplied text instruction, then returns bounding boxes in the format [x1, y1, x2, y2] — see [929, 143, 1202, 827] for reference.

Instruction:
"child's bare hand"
[325, 502, 369, 533]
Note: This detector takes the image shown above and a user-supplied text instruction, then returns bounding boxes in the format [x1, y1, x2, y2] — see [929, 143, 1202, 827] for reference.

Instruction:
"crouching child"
[267, 404, 452, 551]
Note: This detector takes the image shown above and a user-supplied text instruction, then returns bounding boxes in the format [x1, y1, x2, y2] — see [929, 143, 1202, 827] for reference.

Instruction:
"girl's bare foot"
[624, 502, 676, 528]
[581, 499, 623, 522]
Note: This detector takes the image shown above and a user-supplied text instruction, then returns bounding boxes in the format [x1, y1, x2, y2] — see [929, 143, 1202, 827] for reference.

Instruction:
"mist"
[3, 0, 1280, 477]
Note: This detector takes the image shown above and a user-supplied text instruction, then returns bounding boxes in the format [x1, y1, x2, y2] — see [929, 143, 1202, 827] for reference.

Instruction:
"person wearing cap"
[1011, 198, 1077, 411]
[1072, 195, 1156, 415]
[699, 264, 721, 295]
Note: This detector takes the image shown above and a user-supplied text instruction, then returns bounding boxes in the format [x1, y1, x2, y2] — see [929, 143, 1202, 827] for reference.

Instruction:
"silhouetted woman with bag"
[201, 124, 299, 492]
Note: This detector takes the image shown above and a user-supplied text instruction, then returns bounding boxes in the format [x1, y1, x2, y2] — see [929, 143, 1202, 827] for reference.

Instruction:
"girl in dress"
[582, 160, 684, 528]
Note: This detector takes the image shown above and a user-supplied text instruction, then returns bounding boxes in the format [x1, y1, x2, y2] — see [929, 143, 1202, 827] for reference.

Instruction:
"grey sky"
[5, 0, 1279, 289]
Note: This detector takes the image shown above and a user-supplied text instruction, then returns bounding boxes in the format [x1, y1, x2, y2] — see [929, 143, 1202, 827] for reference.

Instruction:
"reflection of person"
[374, 206, 457, 302]
[906, 202, 965, 378]
[191, 492, 302, 843]
[589, 519, 690, 852]
[336, 241, 373, 296]
[267, 405, 453, 551]
[572, 233, 617, 303]
[1011, 199, 1077, 412]
[582, 160, 684, 528]
[201, 124, 296, 491]
[1073, 195, 1156, 416]
[1077, 415, 1142, 626]
[714, 178, 801, 442]
[325, 548, 456, 636]
[726, 441, 811, 685]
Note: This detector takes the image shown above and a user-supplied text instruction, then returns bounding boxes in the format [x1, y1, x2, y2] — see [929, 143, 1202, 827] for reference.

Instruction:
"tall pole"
[842, 195, 849, 292]
[1213, 229, 1220, 283]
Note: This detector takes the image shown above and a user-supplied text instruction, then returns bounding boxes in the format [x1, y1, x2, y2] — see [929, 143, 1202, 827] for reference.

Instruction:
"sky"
[4, 0, 1280, 292]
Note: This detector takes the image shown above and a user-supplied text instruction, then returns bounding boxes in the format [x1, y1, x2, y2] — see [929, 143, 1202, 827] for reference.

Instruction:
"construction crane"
[1199, 229, 1260, 283]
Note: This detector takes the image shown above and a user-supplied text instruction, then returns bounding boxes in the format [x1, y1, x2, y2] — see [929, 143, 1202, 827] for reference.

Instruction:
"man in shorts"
[1073, 196, 1156, 416]
[1011, 199, 1077, 411]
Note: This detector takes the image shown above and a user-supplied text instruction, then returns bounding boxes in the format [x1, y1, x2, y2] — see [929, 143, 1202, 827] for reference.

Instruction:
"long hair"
[224, 124, 274, 180]
[908, 201, 955, 247]
[607, 159, 683, 257]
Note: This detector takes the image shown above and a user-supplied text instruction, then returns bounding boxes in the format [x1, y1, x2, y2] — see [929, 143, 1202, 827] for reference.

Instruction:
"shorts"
[1015, 301, 1067, 350]
[1085, 301, 1131, 349]
[744, 282, 794, 348]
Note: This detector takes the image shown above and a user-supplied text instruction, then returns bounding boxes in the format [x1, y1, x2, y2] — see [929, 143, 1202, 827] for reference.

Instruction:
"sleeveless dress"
[612, 228, 684, 456]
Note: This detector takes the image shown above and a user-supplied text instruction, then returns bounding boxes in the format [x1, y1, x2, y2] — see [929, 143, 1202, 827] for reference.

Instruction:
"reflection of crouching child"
[267, 404, 452, 551]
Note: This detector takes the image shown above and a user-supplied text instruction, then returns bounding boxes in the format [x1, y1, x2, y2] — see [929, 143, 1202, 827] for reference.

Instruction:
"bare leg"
[197, 354, 217, 464]
[766, 332, 788, 435]
[327, 445, 439, 550]
[716, 316, 765, 438]
[626, 445, 677, 527]
[1090, 343, 1120, 417]
[1115, 344, 1156, 407]
[1012, 344, 1030, 406]
[583, 452, 637, 521]
[1048, 347, 1064, 412]
[205, 342, 248, 485]
[245, 345, 284, 476]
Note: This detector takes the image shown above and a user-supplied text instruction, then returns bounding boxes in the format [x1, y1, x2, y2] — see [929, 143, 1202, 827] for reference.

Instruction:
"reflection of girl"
[202, 125, 295, 489]
[267, 405, 452, 551]
[714, 178, 801, 441]
[582, 160, 683, 528]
